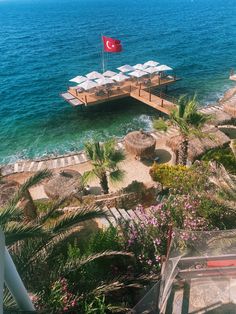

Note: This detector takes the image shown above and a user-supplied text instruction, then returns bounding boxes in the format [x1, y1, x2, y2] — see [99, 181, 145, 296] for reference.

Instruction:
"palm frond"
[9, 169, 52, 206]
[63, 250, 133, 274]
[109, 169, 125, 183]
[153, 118, 168, 132]
[0, 206, 22, 226]
[51, 208, 107, 233]
[82, 170, 96, 185]
[3, 222, 47, 246]
[38, 197, 67, 225]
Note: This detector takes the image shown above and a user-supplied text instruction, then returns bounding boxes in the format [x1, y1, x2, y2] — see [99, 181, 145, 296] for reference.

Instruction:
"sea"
[0, 0, 236, 164]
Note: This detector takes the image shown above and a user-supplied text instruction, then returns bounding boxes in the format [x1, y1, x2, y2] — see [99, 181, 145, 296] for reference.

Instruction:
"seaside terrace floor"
[62, 75, 181, 115]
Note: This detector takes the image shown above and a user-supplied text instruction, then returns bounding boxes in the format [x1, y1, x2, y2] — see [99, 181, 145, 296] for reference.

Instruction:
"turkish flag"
[102, 36, 122, 53]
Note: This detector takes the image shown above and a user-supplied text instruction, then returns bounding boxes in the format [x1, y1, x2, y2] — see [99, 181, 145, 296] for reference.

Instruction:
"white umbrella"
[69, 76, 87, 84]
[117, 64, 134, 72]
[78, 80, 98, 90]
[103, 70, 117, 77]
[128, 70, 148, 78]
[144, 60, 159, 67]
[111, 73, 129, 82]
[133, 63, 146, 70]
[86, 71, 103, 80]
[144, 66, 159, 74]
[155, 65, 173, 71]
[95, 77, 114, 85]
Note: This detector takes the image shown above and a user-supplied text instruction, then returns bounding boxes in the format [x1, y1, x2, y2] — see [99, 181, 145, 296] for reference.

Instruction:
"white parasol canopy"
[128, 70, 148, 78]
[103, 70, 117, 77]
[155, 65, 173, 71]
[95, 77, 114, 85]
[144, 66, 159, 74]
[144, 60, 159, 67]
[111, 73, 129, 82]
[78, 80, 98, 90]
[117, 64, 134, 72]
[69, 75, 87, 84]
[133, 63, 147, 70]
[86, 71, 103, 80]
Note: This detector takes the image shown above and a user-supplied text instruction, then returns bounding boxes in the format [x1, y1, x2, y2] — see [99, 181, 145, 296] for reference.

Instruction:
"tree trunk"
[19, 189, 37, 221]
[100, 172, 109, 194]
[178, 138, 189, 165]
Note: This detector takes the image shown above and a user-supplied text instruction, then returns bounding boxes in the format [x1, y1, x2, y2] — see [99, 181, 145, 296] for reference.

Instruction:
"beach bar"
[61, 61, 181, 115]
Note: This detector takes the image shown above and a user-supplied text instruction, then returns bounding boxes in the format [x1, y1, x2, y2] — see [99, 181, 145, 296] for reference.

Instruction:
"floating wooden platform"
[62, 75, 181, 115]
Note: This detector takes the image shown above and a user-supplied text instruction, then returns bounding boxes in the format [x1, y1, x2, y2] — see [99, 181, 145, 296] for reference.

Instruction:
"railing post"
[139, 83, 141, 96]
[161, 99, 164, 107]
[0, 230, 4, 314]
[149, 87, 151, 102]
[85, 95, 88, 106]
[4, 247, 35, 312]
[129, 85, 132, 93]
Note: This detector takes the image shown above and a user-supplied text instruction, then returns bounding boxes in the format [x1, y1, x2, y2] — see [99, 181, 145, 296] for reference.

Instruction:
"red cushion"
[207, 260, 236, 267]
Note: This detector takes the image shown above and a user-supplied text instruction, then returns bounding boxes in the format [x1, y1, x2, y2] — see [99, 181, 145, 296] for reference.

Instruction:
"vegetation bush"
[149, 162, 209, 193]
[201, 146, 236, 174]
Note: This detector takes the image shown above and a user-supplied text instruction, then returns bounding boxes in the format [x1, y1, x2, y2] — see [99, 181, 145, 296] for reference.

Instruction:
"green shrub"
[201, 146, 236, 174]
[150, 163, 209, 193]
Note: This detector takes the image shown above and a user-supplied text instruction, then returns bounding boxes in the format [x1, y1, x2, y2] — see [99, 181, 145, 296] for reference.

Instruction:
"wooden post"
[149, 87, 151, 102]
[139, 83, 141, 96]
[161, 99, 164, 107]
[85, 95, 88, 106]
[76, 89, 78, 96]
[158, 77, 160, 85]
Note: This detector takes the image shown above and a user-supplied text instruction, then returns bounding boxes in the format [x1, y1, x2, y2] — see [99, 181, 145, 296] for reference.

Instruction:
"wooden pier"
[61, 75, 181, 115]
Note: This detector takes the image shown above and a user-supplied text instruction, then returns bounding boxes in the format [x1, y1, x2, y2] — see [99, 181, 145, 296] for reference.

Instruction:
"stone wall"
[82, 182, 160, 209]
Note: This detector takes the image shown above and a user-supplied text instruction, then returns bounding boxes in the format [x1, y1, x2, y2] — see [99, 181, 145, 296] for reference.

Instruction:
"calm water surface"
[0, 0, 236, 163]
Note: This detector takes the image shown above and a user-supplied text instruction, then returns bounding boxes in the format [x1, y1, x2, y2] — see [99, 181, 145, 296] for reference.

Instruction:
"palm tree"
[83, 139, 125, 194]
[153, 95, 211, 165]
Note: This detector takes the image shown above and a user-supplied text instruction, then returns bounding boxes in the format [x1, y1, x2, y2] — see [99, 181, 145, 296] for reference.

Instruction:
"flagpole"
[101, 33, 105, 73]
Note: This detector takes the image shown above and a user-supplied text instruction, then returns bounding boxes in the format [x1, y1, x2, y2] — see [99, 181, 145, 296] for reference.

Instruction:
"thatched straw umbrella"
[44, 169, 83, 199]
[223, 103, 236, 118]
[124, 130, 156, 159]
[0, 180, 37, 220]
[167, 127, 230, 162]
[0, 180, 19, 207]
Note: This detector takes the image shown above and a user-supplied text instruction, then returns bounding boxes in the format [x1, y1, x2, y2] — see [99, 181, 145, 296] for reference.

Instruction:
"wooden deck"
[62, 75, 181, 115]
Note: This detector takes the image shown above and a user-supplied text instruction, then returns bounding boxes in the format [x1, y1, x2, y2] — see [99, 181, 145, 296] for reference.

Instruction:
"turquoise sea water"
[0, 0, 236, 164]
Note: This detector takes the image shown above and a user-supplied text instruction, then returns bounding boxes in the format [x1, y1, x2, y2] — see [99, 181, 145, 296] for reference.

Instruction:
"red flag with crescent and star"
[102, 36, 122, 53]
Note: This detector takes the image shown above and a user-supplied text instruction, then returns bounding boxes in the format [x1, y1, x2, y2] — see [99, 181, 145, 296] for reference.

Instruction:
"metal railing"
[0, 229, 35, 314]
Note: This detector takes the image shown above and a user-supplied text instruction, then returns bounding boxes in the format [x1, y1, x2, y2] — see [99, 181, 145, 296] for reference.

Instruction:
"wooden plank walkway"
[95, 206, 155, 229]
[130, 89, 176, 115]
[0, 141, 124, 176]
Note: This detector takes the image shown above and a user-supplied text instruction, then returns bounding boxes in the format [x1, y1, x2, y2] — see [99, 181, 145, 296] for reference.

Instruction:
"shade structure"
[44, 169, 83, 199]
[69, 76, 87, 84]
[133, 63, 147, 70]
[155, 65, 173, 71]
[111, 73, 129, 82]
[95, 77, 114, 86]
[166, 127, 230, 162]
[144, 66, 159, 74]
[78, 80, 98, 90]
[124, 130, 156, 158]
[117, 64, 134, 72]
[128, 69, 148, 78]
[103, 70, 117, 77]
[86, 71, 103, 80]
[0, 180, 19, 207]
[144, 60, 159, 67]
